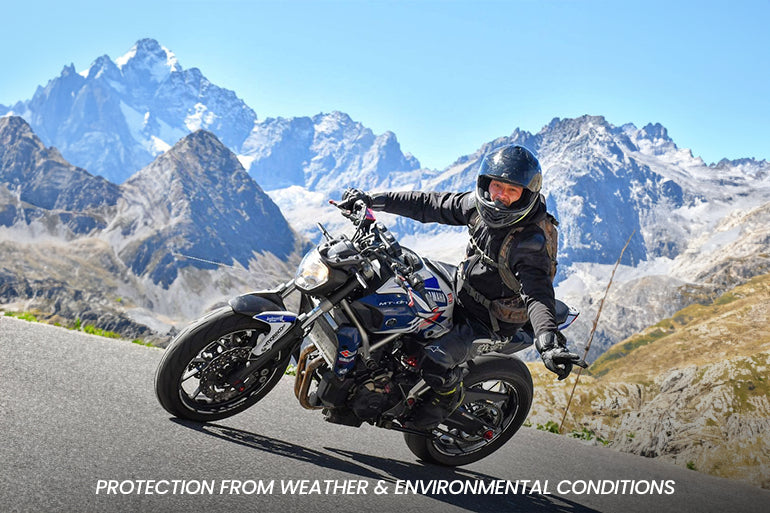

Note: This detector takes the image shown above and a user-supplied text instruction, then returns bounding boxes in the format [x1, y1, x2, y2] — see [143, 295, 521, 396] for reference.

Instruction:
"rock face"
[0, 117, 303, 338]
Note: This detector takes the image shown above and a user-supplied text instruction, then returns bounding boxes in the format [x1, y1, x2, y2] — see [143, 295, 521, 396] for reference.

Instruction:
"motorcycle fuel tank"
[355, 256, 455, 339]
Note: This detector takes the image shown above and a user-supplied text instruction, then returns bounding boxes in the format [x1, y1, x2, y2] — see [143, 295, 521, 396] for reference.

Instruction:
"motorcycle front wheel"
[154, 307, 292, 422]
[403, 356, 533, 466]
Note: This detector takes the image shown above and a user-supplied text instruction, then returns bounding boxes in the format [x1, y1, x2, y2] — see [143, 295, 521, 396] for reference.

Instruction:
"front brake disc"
[198, 347, 253, 401]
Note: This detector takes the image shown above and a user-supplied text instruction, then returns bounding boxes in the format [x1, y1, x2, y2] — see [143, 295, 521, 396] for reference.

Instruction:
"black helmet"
[475, 144, 542, 228]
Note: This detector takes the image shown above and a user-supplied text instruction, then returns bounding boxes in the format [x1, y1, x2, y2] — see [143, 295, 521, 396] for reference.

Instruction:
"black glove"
[535, 331, 587, 380]
[336, 188, 372, 211]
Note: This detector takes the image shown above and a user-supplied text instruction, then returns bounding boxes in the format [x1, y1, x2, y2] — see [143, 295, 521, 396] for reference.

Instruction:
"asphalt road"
[1, 315, 768, 513]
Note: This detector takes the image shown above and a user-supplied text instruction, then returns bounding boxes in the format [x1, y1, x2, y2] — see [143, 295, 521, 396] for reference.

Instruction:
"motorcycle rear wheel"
[154, 307, 292, 422]
[403, 356, 533, 466]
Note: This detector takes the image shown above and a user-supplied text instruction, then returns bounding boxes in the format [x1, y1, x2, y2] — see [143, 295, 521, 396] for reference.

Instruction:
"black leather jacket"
[370, 191, 557, 338]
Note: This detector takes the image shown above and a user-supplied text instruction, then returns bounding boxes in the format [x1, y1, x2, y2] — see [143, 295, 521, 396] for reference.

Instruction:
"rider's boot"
[407, 383, 465, 430]
[406, 366, 465, 430]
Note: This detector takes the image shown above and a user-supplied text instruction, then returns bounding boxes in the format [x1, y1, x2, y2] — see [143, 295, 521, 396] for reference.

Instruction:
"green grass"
[586, 281, 762, 379]
[4, 311, 38, 322]
[82, 324, 121, 338]
[713, 292, 739, 306]
[536, 420, 560, 434]
[589, 328, 670, 377]
[570, 427, 611, 445]
[3, 310, 141, 344]
[530, 420, 614, 445]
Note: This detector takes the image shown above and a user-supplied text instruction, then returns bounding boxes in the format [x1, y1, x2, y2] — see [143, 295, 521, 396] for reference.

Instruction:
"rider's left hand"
[535, 331, 587, 380]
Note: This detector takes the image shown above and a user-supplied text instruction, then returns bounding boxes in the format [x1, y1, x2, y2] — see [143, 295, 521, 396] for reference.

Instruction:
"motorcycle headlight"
[295, 249, 330, 291]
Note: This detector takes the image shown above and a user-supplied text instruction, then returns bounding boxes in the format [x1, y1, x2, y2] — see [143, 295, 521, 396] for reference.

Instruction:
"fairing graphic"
[356, 255, 455, 339]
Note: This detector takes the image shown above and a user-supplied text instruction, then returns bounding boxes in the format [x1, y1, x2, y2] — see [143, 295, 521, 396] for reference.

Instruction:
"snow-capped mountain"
[3, 39, 257, 183]
[2, 39, 419, 187]
[3, 39, 769, 360]
[462, 116, 767, 264]
[267, 114, 770, 360]
[404, 115, 770, 360]
[243, 111, 420, 191]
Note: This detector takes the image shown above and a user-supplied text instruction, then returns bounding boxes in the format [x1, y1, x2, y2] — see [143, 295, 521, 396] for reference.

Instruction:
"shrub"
[536, 420, 560, 434]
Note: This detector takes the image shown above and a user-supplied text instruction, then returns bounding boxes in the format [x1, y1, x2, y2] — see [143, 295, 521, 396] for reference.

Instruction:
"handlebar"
[330, 195, 437, 313]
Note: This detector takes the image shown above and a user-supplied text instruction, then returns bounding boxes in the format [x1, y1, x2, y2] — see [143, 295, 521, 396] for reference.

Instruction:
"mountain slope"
[0, 116, 119, 213]
[4, 40, 770, 365]
[114, 129, 299, 287]
[527, 271, 770, 489]
[244, 111, 421, 191]
[0, 119, 304, 337]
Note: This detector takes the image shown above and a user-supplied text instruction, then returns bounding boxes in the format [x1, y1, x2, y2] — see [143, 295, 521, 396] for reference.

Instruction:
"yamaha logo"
[424, 290, 447, 305]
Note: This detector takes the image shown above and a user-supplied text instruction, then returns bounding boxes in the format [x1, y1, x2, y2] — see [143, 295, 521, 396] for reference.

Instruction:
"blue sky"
[2, 0, 768, 170]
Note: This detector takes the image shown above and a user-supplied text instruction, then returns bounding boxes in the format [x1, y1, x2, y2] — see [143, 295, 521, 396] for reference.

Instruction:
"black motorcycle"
[155, 200, 579, 465]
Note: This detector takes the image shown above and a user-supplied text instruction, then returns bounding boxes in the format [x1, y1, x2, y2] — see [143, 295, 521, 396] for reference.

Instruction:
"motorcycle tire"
[154, 306, 292, 422]
[403, 355, 533, 466]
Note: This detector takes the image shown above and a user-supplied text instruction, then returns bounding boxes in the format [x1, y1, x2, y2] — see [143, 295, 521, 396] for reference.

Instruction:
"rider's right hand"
[336, 188, 372, 211]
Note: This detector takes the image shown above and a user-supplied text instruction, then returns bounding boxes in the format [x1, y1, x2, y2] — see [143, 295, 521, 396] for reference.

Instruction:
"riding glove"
[337, 188, 373, 210]
[535, 331, 587, 380]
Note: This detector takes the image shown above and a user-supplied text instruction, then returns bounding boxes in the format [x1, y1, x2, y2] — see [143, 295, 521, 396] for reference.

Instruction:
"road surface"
[1, 316, 767, 512]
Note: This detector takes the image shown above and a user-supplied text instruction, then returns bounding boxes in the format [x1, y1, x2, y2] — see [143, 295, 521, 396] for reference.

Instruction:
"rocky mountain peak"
[312, 111, 359, 137]
[126, 130, 246, 193]
[546, 114, 610, 131]
[540, 115, 616, 149]
[0, 115, 38, 144]
[59, 63, 78, 78]
[117, 129, 299, 287]
[0, 116, 119, 213]
[85, 55, 121, 81]
[116, 38, 181, 80]
[639, 122, 672, 142]
[622, 122, 680, 157]
[712, 157, 770, 177]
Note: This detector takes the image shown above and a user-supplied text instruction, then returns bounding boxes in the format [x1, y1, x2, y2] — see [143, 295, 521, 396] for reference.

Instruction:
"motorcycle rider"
[337, 144, 586, 429]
